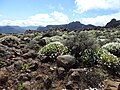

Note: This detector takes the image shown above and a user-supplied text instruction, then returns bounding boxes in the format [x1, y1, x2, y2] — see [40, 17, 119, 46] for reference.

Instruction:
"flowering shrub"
[38, 42, 69, 61]
[102, 42, 120, 57]
[98, 49, 120, 75]
[81, 49, 100, 67]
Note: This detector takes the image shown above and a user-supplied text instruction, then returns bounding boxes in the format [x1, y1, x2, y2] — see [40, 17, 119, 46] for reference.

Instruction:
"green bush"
[0, 35, 20, 47]
[43, 29, 63, 37]
[38, 42, 69, 61]
[50, 35, 63, 43]
[42, 36, 64, 44]
[64, 31, 99, 57]
[98, 49, 118, 65]
[81, 49, 100, 67]
[98, 49, 119, 73]
[102, 42, 120, 57]
[42, 37, 51, 44]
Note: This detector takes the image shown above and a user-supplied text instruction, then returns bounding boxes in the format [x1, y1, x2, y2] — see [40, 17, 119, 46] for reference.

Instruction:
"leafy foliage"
[81, 49, 101, 67]
[64, 31, 99, 57]
[38, 42, 69, 61]
[0, 35, 20, 47]
[97, 49, 120, 75]
[102, 42, 120, 57]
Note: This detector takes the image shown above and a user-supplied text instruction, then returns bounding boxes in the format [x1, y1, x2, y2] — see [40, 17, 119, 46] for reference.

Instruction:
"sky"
[0, 0, 120, 26]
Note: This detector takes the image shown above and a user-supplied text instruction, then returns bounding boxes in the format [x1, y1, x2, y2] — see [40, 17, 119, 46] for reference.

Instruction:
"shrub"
[81, 49, 100, 67]
[27, 35, 46, 50]
[38, 42, 69, 61]
[64, 31, 99, 57]
[50, 35, 63, 43]
[0, 35, 20, 47]
[42, 37, 51, 44]
[43, 29, 63, 37]
[98, 49, 120, 75]
[98, 49, 118, 66]
[42, 36, 64, 44]
[102, 42, 120, 57]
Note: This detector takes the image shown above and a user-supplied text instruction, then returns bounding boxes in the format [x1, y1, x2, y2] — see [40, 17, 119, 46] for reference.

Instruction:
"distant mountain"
[0, 26, 25, 33]
[21, 26, 39, 30]
[37, 21, 96, 30]
[105, 18, 120, 28]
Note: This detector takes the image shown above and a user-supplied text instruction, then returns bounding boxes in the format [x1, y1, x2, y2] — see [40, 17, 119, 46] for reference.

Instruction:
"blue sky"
[0, 0, 120, 26]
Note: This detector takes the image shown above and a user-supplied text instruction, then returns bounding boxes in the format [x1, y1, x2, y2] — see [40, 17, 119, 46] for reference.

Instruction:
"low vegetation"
[0, 27, 120, 90]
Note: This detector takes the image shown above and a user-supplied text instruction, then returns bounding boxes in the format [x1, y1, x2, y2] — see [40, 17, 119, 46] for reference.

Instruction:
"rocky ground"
[0, 30, 120, 90]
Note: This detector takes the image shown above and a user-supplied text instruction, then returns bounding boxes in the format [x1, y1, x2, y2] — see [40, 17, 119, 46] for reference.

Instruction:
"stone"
[29, 62, 38, 71]
[70, 71, 80, 81]
[18, 74, 31, 82]
[14, 61, 23, 70]
[57, 67, 66, 79]
[0, 68, 8, 86]
[57, 55, 76, 69]
[22, 50, 37, 59]
[22, 81, 31, 90]
[36, 74, 43, 81]
[44, 76, 52, 89]
[65, 81, 74, 90]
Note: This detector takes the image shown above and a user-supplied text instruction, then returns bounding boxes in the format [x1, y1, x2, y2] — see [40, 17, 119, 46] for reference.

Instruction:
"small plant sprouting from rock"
[22, 63, 29, 71]
[15, 82, 24, 90]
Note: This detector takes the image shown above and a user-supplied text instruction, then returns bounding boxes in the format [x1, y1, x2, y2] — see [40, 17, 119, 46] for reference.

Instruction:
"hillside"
[37, 21, 96, 30]
[0, 26, 120, 90]
[0, 26, 25, 33]
[21, 26, 38, 30]
[105, 18, 120, 28]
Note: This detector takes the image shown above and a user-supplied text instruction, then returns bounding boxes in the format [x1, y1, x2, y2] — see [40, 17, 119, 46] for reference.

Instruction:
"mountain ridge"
[0, 26, 25, 33]
[37, 21, 96, 30]
[1, 19, 120, 33]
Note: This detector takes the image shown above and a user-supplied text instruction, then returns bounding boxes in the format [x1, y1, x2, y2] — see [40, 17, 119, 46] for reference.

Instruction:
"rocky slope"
[0, 28, 120, 90]
[105, 18, 120, 28]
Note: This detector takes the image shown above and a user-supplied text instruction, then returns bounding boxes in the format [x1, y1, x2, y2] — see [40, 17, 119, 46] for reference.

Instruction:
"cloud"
[0, 14, 2, 17]
[80, 11, 120, 26]
[0, 11, 69, 26]
[75, 0, 120, 13]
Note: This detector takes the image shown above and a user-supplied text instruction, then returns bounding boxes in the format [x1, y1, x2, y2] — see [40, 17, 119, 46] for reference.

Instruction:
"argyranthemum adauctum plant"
[102, 42, 120, 57]
[38, 42, 69, 61]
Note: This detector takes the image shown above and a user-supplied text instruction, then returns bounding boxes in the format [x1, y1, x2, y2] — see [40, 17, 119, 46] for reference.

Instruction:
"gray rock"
[57, 67, 66, 79]
[23, 81, 31, 90]
[70, 71, 80, 81]
[44, 76, 52, 89]
[14, 60, 23, 70]
[65, 81, 74, 90]
[0, 68, 8, 86]
[18, 74, 31, 82]
[29, 62, 38, 71]
[57, 55, 76, 69]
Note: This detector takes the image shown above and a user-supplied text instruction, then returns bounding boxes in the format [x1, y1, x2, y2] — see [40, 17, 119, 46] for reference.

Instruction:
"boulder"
[57, 55, 76, 69]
